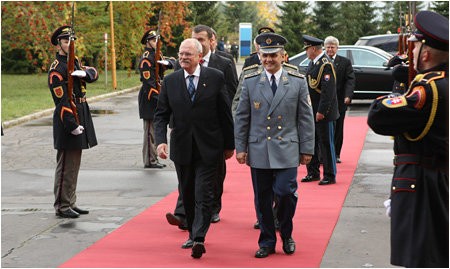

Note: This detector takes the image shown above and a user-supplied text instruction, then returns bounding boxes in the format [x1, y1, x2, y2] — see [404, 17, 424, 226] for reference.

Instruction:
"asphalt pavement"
[1, 63, 397, 268]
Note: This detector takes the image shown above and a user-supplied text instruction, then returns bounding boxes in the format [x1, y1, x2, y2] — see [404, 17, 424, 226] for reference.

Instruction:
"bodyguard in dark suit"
[155, 38, 235, 259]
[235, 33, 315, 258]
[166, 25, 237, 228]
[211, 29, 238, 83]
[48, 26, 98, 218]
[301, 35, 339, 186]
[324, 36, 355, 163]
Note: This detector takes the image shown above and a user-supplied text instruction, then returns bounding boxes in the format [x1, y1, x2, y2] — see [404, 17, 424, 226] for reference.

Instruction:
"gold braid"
[308, 58, 337, 94]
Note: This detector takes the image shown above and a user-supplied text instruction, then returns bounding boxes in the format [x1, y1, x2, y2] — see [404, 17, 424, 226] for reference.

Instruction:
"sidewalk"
[1, 63, 396, 268]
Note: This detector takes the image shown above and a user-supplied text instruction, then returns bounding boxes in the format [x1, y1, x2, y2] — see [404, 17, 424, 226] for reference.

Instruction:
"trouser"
[143, 119, 157, 166]
[251, 167, 298, 248]
[54, 149, 82, 212]
[334, 111, 346, 157]
[307, 120, 337, 180]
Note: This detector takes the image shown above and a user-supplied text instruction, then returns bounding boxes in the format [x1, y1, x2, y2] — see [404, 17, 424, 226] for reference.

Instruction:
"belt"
[393, 154, 449, 172]
[74, 97, 86, 104]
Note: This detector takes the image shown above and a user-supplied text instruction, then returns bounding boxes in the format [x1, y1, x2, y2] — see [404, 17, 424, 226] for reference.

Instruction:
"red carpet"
[60, 117, 368, 268]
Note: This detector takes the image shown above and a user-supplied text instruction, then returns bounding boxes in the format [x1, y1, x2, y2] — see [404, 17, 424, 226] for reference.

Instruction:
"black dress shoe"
[255, 247, 275, 258]
[274, 218, 280, 231]
[211, 213, 220, 223]
[301, 175, 321, 182]
[56, 208, 79, 218]
[318, 179, 336, 185]
[191, 242, 206, 258]
[254, 220, 260, 229]
[336, 157, 342, 163]
[282, 237, 296, 254]
[182, 238, 194, 249]
[72, 207, 89, 214]
[145, 163, 165, 169]
[165, 212, 187, 230]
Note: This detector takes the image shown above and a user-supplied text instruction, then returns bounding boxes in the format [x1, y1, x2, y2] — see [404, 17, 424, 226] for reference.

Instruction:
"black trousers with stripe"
[307, 120, 337, 181]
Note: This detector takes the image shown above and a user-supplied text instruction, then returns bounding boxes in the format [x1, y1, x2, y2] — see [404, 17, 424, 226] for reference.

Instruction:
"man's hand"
[71, 70, 87, 78]
[344, 97, 351, 104]
[236, 152, 247, 164]
[71, 125, 84, 135]
[157, 143, 169, 159]
[224, 149, 234, 160]
[300, 154, 312, 165]
[316, 112, 325, 122]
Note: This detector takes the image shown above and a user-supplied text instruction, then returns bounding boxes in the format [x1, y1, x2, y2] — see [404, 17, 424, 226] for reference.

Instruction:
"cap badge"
[266, 38, 272, 45]
[253, 102, 261, 109]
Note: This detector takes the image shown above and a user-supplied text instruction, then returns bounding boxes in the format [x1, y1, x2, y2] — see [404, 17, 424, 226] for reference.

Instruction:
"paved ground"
[1, 63, 397, 268]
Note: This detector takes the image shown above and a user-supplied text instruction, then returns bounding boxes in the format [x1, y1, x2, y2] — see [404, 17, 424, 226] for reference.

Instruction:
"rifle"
[398, 7, 404, 55]
[407, 1, 417, 84]
[67, 1, 79, 124]
[154, 10, 163, 93]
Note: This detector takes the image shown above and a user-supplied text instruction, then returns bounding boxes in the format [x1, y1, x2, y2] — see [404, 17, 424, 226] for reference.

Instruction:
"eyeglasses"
[177, 52, 198, 58]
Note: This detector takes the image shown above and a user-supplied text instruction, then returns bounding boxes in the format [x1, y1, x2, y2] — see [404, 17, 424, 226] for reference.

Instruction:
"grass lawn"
[1, 70, 142, 122]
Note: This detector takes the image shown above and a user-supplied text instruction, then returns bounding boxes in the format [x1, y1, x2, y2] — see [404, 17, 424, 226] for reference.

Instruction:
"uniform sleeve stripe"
[141, 59, 151, 69]
[50, 71, 63, 84]
[60, 106, 73, 122]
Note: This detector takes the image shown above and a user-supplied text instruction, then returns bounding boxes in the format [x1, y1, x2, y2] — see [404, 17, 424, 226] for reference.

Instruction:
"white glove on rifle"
[384, 199, 391, 217]
[157, 60, 169, 66]
[71, 125, 84, 135]
[71, 70, 87, 78]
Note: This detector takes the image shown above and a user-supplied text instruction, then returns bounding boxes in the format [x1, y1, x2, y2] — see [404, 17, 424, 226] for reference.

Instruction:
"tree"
[186, 2, 220, 29]
[336, 1, 377, 44]
[379, 1, 426, 35]
[310, 1, 339, 40]
[275, 1, 310, 56]
[431, 1, 449, 17]
[222, 1, 258, 35]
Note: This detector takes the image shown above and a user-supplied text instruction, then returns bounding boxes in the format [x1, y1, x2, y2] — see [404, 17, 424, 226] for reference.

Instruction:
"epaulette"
[244, 70, 262, 79]
[321, 57, 330, 64]
[50, 59, 59, 70]
[143, 50, 150, 58]
[282, 62, 298, 71]
[243, 64, 259, 71]
[287, 70, 305, 78]
[422, 71, 446, 84]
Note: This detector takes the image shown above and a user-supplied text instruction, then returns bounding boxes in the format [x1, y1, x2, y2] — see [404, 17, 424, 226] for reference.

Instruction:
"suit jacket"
[333, 54, 355, 113]
[306, 53, 340, 122]
[215, 50, 237, 82]
[234, 69, 315, 169]
[154, 65, 235, 166]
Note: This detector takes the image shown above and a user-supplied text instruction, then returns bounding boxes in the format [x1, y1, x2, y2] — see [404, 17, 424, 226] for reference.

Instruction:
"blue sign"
[239, 23, 252, 57]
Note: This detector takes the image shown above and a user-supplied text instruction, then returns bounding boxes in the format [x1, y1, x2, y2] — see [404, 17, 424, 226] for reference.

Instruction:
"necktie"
[271, 74, 277, 95]
[188, 75, 196, 102]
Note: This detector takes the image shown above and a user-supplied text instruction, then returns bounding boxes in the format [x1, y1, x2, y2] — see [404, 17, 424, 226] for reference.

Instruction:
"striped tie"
[188, 75, 196, 102]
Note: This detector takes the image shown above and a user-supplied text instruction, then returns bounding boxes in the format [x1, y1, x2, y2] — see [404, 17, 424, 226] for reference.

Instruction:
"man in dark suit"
[301, 35, 340, 186]
[324, 36, 355, 164]
[155, 38, 235, 259]
[211, 29, 237, 80]
[166, 25, 237, 229]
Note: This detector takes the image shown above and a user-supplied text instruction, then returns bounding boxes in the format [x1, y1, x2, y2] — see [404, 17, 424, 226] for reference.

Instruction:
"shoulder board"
[282, 62, 299, 71]
[244, 70, 262, 79]
[422, 71, 446, 84]
[287, 70, 305, 78]
[321, 57, 330, 64]
[50, 59, 59, 70]
[250, 51, 257, 56]
[243, 64, 259, 71]
[143, 51, 150, 58]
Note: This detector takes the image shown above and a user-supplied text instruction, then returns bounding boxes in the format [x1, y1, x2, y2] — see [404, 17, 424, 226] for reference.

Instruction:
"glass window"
[352, 50, 386, 67]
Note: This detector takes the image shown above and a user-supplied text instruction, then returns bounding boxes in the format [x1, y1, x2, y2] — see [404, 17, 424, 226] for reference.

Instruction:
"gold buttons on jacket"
[392, 186, 396, 191]
[278, 126, 282, 130]
[268, 137, 271, 140]
[278, 116, 282, 119]
[278, 136, 282, 140]
[267, 116, 271, 120]
[267, 126, 271, 130]
[411, 184, 415, 189]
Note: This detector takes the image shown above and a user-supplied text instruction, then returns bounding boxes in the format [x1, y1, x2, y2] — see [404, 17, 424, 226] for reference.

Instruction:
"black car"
[354, 34, 398, 55]
[288, 45, 395, 99]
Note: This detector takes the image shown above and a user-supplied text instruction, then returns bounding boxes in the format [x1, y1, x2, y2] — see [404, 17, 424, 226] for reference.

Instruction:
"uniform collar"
[313, 51, 325, 64]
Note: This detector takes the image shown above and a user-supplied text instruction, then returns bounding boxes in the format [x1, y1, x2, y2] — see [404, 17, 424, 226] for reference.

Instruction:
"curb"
[2, 86, 140, 130]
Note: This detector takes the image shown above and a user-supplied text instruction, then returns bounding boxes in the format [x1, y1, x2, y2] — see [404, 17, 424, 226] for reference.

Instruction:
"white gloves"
[384, 199, 391, 217]
[71, 125, 84, 135]
[71, 70, 87, 77]
[157, 60, 169, 66]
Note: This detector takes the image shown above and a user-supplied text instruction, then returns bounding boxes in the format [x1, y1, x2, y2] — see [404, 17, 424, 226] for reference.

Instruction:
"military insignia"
[288, 70, 305, 78]
[244, 71, 260, 79]
[266, 38, 272, 45]
[143, 51, 150, 58]
[243, 64, 259, 71]
[60, 106, 73, 122]
[324, 74, 330, 81]
[143, 71, 150, 79]
[307, 95, 312, 107]
[49, 71, 63, 84]
[407, 85, 426, 109]
[382, 96, 407, 108]
[141, 59, 151, 69]
[253, 102, 261, 109]
[282, 76, 288, 82]
[261, 76, 266, 82]
[50, 60, 59, 70]
[81, 85, 86, 94]
[53, 86, 63, 98]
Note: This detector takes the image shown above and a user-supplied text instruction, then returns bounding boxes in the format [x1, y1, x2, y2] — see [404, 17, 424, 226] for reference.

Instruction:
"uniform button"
[278, 116, 282, 119]
[392, 186, 396, 190]
[411, 184, 415, 189]
[267, 126, 271, 130]
[268, 137, 271, 140]
[267, 116, 271, 120]
[278, 126, 282, 129]
[278, 136, 282, 140]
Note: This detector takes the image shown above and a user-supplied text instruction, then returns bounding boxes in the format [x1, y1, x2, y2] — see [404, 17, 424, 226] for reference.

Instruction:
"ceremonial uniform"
[48, 26, 98, 218]
[138, 30, 166, 169]
[368, 10, 449, 268]
[302, 35, 339, 185]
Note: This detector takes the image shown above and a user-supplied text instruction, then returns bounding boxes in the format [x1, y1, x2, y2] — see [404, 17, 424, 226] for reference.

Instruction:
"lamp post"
[104, 32, 108, 88]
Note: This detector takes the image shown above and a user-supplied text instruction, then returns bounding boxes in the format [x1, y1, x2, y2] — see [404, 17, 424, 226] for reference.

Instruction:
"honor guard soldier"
[48, 25, 99, 218]
[301, 35, 339, 185]
[235, 33, 315, 258]
[138, 29, 167, 169]
[368, 10, 449, 268]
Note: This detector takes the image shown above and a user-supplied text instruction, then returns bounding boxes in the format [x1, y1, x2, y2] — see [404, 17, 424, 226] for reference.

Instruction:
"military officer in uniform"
[138, 29, 167, 169]
[301, 35, 339, 186]
[48, 25, 99, 218]
[368, 10, 449, 268]
[234, 33, 315, 258]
